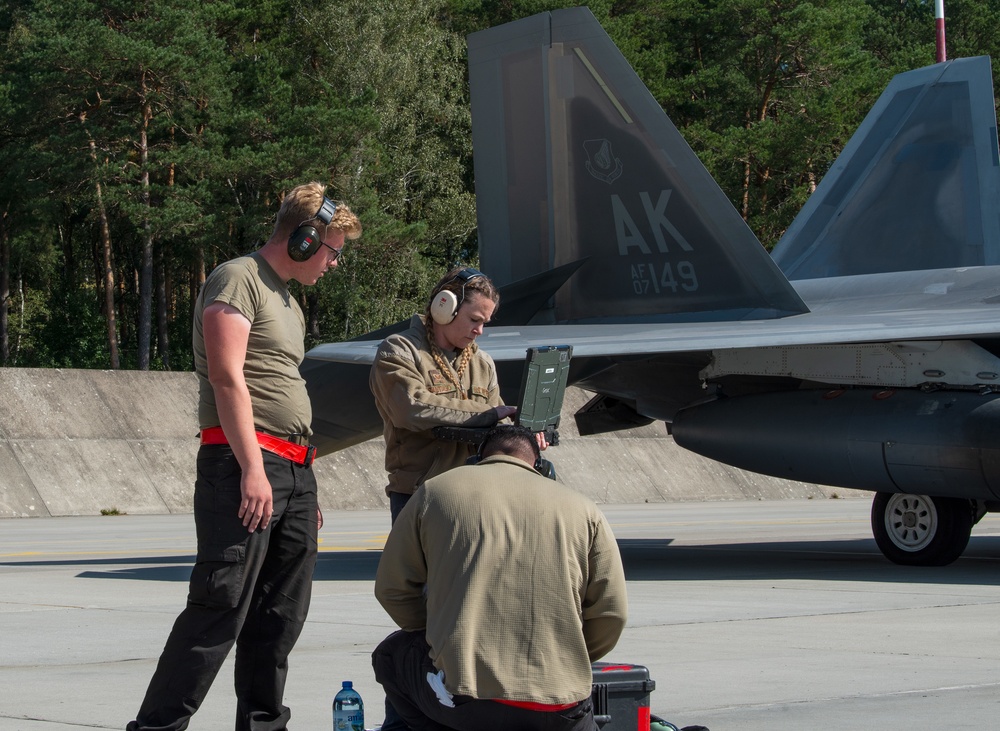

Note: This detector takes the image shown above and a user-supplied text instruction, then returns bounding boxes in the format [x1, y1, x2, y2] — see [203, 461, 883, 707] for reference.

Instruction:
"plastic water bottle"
[333, 680, 364, 731]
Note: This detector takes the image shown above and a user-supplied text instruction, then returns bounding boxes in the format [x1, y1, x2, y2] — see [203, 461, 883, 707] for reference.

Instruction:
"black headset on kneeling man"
[470, 424, 557, 481]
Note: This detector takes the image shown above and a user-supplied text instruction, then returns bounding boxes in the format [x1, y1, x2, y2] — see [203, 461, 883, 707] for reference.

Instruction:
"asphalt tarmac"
[2, 499, 999, 731]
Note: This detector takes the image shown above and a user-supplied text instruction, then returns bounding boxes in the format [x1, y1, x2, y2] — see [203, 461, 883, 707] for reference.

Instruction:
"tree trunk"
[1, 203, 10, 365]
[307, 290, 320, 339]
[193, 244, 205, 307]
[118, 276, 129, 362]
[87, 133, 120, 369]
[137, 81, 154, 371]
[157, 130, 176, 370]
[156, 241, 170, 369]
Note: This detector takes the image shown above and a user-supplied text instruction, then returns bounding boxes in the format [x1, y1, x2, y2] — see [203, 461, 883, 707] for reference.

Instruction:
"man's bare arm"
[203, 302, 273, 532]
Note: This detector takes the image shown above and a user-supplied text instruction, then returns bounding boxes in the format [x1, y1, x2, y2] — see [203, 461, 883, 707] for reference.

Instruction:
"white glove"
[425, 669, 455, 708]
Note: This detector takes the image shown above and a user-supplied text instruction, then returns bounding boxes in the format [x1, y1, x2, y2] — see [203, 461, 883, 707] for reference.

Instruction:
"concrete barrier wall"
[0, 368, 863, 518]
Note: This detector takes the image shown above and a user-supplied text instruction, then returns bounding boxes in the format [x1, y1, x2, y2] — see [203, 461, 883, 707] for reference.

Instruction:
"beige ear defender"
[429, 268, 485, 324]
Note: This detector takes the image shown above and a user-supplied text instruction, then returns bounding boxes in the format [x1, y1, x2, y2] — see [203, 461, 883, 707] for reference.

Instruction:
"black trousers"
[388, 490, 412, 525]
[128, 446, 318, 731]
[373, 630, 598, 731]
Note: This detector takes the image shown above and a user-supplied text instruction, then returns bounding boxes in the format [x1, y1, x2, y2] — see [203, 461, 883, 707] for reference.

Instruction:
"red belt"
[200, 426, 316, 466]
[493, 699, 580, 712]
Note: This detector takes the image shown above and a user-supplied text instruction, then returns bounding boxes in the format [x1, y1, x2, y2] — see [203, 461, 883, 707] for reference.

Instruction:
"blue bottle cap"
[342, 680, 353, 688]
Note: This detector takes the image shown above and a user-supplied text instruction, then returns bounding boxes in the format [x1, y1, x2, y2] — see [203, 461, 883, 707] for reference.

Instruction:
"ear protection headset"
[429, 267, 486, 325]
[470, 432, 556, 480]
[287, 197, 338, 262]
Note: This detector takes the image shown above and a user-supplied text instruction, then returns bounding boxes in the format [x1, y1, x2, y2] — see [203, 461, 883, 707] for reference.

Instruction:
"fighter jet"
[304, 7, 1000, 566]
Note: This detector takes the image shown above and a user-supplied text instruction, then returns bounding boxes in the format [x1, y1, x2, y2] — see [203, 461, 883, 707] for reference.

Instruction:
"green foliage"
[17, 281, 111, 368]
[2, 0, 999, 368]
[290, 0, 481, 341]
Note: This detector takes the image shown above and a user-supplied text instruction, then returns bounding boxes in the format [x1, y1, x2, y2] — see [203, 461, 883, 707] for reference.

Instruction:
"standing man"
[127, 182, 362, 731]
[373, 425, 628, 731]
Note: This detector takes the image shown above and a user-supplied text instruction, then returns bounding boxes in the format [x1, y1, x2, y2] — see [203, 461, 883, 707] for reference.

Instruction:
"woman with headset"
[369, 266, 518, 524]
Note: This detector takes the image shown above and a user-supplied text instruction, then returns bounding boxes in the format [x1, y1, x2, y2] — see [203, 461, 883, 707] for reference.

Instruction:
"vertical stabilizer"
[468, 8, 807, 323]
[772, 57, 1000, 279]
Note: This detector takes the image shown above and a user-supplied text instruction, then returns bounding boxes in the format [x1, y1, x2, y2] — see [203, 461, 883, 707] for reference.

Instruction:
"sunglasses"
[320, 242, 343, 262]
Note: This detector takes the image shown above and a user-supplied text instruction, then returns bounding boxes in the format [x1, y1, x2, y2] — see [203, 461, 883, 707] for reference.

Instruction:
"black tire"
[871, 492, 973, 566]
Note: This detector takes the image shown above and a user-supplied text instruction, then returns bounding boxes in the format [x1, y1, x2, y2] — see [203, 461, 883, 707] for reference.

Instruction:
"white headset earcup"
[430, 290, 460, 324]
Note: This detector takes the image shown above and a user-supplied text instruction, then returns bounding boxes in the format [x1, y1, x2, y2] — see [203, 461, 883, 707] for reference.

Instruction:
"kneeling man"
[373, 424, 628, 731]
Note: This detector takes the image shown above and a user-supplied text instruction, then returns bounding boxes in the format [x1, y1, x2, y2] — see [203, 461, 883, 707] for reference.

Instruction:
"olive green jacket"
[369, 316, 503, 496]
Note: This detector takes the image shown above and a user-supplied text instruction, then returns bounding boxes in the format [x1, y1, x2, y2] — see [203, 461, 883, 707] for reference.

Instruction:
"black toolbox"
[591, 662, 656, 730]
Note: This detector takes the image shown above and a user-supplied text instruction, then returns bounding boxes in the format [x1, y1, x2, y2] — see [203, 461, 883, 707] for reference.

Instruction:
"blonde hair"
[424, 266, 499, 399]
[273, 181, 362, 240]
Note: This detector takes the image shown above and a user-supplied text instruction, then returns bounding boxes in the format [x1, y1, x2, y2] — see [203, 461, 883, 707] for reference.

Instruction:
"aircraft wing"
[309, 259, 1000, 363]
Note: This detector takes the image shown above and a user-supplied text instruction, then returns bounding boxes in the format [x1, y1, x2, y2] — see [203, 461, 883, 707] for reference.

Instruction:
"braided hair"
[424, 267, 500, 400]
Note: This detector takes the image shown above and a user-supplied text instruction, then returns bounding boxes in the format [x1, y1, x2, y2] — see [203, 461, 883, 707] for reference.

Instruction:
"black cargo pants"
[373, 630, 598, 731]
[128, 445, 318, 731]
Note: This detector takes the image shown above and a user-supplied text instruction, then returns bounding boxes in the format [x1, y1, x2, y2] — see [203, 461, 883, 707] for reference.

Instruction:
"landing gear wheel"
[871, 493, 973, 566]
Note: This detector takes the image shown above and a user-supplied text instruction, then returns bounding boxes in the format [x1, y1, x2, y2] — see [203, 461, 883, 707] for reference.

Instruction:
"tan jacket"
[369, 316, 503, 496]
[374, 455, 629, 704]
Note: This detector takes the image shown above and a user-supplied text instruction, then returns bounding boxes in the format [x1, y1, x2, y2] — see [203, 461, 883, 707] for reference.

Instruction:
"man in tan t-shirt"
[127, 182, 361, 731]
